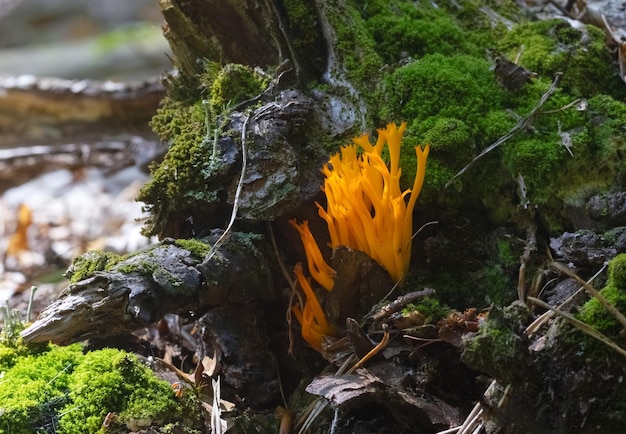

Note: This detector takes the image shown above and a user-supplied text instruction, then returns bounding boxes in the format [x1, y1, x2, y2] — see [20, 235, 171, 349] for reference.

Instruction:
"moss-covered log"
[22, 234, 273, 344]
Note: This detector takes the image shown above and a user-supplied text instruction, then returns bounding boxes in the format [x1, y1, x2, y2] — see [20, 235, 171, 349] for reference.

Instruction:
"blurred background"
[0, 0, 171, 80]
[0, 0, 171, 309]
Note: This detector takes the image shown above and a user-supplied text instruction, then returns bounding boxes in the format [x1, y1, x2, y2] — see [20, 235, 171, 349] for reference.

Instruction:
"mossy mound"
[496, 20, 624, 97]
[0, 338, 200, 433]
[363, 1, 626, 233]
[64, 250, 122, 284]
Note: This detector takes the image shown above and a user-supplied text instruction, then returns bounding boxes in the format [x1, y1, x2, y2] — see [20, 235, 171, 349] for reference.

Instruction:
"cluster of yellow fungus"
[290, 122, 429, 351]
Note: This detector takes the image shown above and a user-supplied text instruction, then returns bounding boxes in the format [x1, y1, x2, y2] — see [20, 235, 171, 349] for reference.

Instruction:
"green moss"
[319, 1, 384, 116]
[502, 136, 564, 202]
[139, 61, 271, 238]
[403, 297, 450, 324]
[461, 302, 532, 384]
[173, 238, 212, 260]
[608, 253, 626, 288]
[0, 343, 84, 433]
[381, 53, 505, 137]
[496, 239, 516, 266]
[496, 19, 625, 97]
[208, 63, 268, 111]
[577, 254, 626, 341]
[59, 350, 187, 433]
[64, 250, 121, 284]
[364, 0, 478, 64]
[408, 117, 476, 165]
[0, 342, 199, 433]
[115, 258, 158, 276]
[379, 53, 505, 208]
[282, 0, 323, 64]
[139, 97, 220, 237]
[0, 322, 49, 372]
[64, 249, 158, 283]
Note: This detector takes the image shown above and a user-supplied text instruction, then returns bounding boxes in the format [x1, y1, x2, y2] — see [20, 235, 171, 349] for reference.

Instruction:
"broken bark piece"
[306, 366, 463, 431]
[550, 227, 626, 267]
[494, 56, 537, 91]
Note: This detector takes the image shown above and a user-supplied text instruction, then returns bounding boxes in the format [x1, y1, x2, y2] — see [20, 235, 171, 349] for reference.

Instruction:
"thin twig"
[267, 221, 298, 356]
[27, 285, 37, 323]
[372, 288, 436, 322]
[550, 261, 626, 330]
[525, 264, 606, 336]
[347, 330, 390, 372]
[446, 73, 562, 187]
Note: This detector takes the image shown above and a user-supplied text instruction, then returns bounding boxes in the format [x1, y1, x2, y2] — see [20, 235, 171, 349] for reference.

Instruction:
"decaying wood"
[21, 234, 274, 344]
[160, 0, 281, 77]
[158, 0, 328, 84]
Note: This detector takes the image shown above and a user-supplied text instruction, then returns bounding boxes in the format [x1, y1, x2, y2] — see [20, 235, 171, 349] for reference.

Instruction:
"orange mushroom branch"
[288, 219, 335, 291]
[291, 263, 337, 351]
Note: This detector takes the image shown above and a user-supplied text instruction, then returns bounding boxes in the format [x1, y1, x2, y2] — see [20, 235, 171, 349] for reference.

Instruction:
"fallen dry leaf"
[6, 203, 32, 257]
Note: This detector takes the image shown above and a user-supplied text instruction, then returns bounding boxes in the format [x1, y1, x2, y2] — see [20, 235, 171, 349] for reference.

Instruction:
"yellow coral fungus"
[318, 121, 429, 283]
[290, 122, 429, 351]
